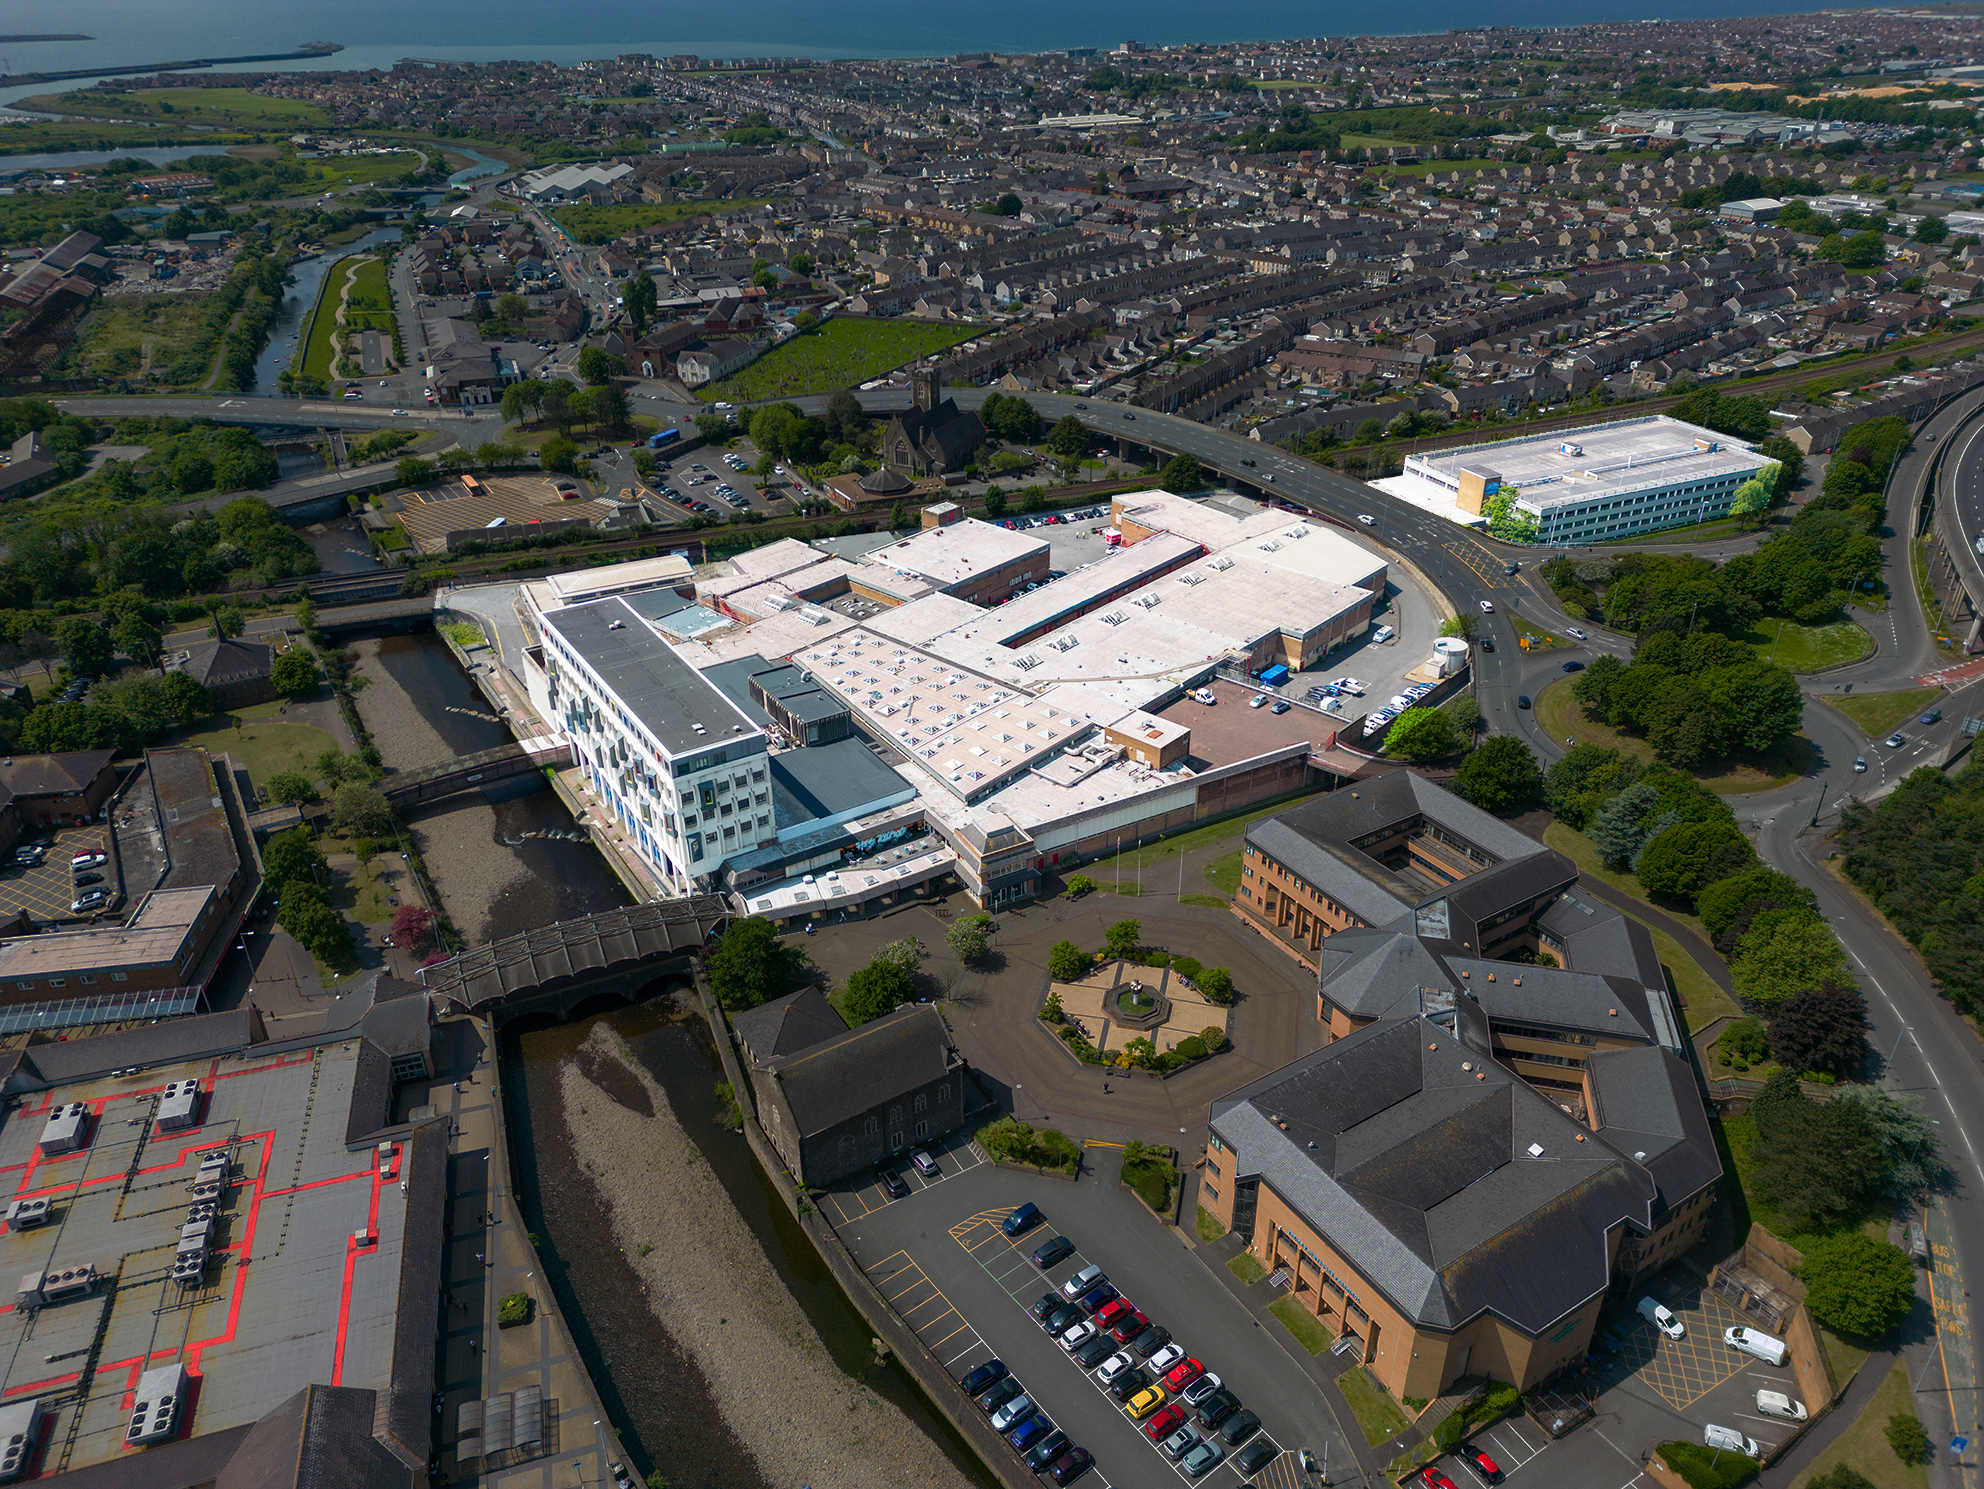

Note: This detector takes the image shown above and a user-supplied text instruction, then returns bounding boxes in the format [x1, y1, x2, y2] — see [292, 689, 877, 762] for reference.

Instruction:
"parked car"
[1181, 1374, 1223, 1409]
[959, 1361, 1007, 1397]
[1109, 1308, 1147, 1343]
[70, 851, 106, 870]
[1126, 1387, 1168, 1421]
[1047, 1446, 1092, 1485]
[1009, 1414, 1055, 1453]
[989, 1394, 1034, 1433]
[1060, 1264, 1105, 1301]
[1468, 1448, 1504, 1482]
[1142, 1404, 1187, 1440]
[1160, 1423, 1201, 1460]
[1163, 1358, 1205, 1393]
[1106, 1367, 1150, 1403]
[1003, 1202, 1043, 1237]
[1181, 1440, 1225, 1477]
[1270, 699, 1292, 714]
[1195, 1390, 1240, 1428]
[1638, 1297, 1684, 1339]
[1076, 1283, 1119, 1315]
[1059, 1321, 1097, 1352]
[1097, 1351, 1136, 1384]
[1073, 1333, 1115, 1369]
[1029, 1294, 1062, 1323]
[1093, 1298, 1133, 1331]
[1024, 1431, 1070, 1472]
[977, 1378, 1023, 1414]
[1145, 1343, 1185, 1375]
[1043, 1304, 1084, 1337]
[1134, 1325, 1173, 1359]
[878, 1168, 908, 1199]
[1422, 1470, 1461, 1489]
[1031, 1236, 1076, 1270]
[70, 889, 109, 914]
[1236, 1440, 1280, 1474]
[909, 1150, 939, 1177]
[1220, 1409, 1259, 1445]
[71, 872, 103, 889]
[1248, 693, 1269, 708]
[1756, 1389, 1807, 1422]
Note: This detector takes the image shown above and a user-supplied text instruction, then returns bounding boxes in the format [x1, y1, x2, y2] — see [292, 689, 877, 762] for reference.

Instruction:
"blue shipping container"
[1259, 664, 1291, 687]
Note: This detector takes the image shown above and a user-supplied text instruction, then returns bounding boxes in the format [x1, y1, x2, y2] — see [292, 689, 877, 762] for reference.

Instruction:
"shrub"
[1198, 967, 1234, 1004]
[977, 1117, 1080, 1174]
[1802, 1233, 1916, 1338]
[497, 1292, 533, 1327]
[1065, 872, 1096, 897]
[1048, 939, 1090, 981]
[1176, 1036, 1208, 1060]
[1171, 955, 1203, 982]
[1657, 1441, 1759, 1489]
[1716, 1018, 1770, 1070]
[1200, 1025, 1228, 1052]
[1886, 1411, 1931, 1464]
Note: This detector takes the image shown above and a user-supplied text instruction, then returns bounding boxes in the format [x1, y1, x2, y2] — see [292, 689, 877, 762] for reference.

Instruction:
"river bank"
[559, 1021, 977, 1489]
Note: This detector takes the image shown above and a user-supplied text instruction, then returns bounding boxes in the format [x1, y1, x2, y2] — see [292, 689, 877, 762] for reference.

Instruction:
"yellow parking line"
[889, 1274, 938, 1302]
[927, 1321, 973, 1349]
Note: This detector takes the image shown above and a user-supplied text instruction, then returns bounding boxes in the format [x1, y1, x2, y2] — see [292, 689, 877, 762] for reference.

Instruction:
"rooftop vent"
[1526, 1143, 1545, 1158]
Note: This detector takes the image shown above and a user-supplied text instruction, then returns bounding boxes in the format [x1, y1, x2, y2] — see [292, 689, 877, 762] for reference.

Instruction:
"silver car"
[990, 1394, 1034, 1433]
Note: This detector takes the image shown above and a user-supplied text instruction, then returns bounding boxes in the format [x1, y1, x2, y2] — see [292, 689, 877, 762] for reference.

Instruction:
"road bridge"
[383, 738, 573, 808]
[311, 596, 437, 633]
[417, 896, 731, 1023]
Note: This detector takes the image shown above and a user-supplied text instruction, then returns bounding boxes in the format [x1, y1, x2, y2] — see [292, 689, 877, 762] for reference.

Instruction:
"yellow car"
[1126, 1385, 1168, 1420]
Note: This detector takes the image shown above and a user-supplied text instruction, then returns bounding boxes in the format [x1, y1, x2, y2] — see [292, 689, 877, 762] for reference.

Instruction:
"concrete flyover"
[1927, 384, 1984, 652]
[417, 895, 732, 1023]
[382, 737, 573, 809]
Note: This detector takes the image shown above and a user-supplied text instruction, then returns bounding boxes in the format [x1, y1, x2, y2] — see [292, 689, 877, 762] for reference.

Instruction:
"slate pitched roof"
[177, 638, 274, 689]
[733, 985, 847, 1061]
[763, 1004, 956, 1137]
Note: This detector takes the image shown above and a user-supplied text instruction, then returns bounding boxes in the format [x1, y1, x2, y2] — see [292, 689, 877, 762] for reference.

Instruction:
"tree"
[1765, 982, 1870, 1080]
[875, 936, 922, 970]
[391, 903, 438, 953]
[1635, 821, 1757, 902]
[1048, 939, 1090, 980]
[501, 379, 547, 427]
[317, 748, 368, 787]
[1103, 919, 1141, 959]
[1885, 1412, 1931, 1465]
[112, 616, 164, 671]
[590, 382, 631, 434]
[577, 346, 625, 386]
[1589, 781, 1659, 871]
[624, 267, 659, 332]
[264, 770, 319, 806]
[1699, 867, 1817, 943]
[540, 437, 579, 474]
[1442, 693, 1484, 737]
[395, 456, 436, 487]
[260, 827, 327, 894]
[706, 916, 807, 1010]
[946, 913, 994, 965]
[54, 617, 111, 678]
[1197, 967, 1234, 1004]
[495, 292, 530, 326]
[983, 488, 1008, 518]
[1438, 613, 1477, 640]
[1834, 1085, 1952, 1196]
[270, 649, 322, 697]
[328, 784, 395, 838]
[1914, 213, 1949, 245]
[1065, 873, 1096, 897]
[1046, 415, 1089, 459]
[995, 192, 1023, 216]
[1158, 453, 1204, 493]
[1800, 1233, 1915, 1338]
[1454, 737, 1542, 814]
[1384, 707, 1464, 760]
[843, 957, 916, 1023]
[1750, 1072, 1889, 1230]
[541, 382, 572, 434]
[275, 881, 355, 964]
[1732, 912, 1853, 1007]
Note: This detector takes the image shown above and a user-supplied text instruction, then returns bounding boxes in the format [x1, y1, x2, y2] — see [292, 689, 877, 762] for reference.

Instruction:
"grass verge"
[1195, 1205, 1225, 1245]
[1744, 617, 1873, 673]
[1338, 1368, 1412, 1446]
[700, 317, 978, 403]
[297, 257, 354, 383]
[1538, 676, 1808, 793]
[168, 708, 339, 794]
[1228, 1253, 1267, 1285]
[1826, 688, 1943, 740]
[1204, 850, 1243, 895]
[1268, 1296, 1335, 1355]
[1179, 893, 1230, 909]
[1793, 1362, 1923, 1489]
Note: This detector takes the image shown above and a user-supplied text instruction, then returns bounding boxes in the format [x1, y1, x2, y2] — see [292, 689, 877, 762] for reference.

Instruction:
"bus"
[647, 428, 682, 450]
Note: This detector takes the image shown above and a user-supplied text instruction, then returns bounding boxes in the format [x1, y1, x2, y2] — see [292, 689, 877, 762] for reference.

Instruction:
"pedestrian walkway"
[426, 1019, 624, 1489]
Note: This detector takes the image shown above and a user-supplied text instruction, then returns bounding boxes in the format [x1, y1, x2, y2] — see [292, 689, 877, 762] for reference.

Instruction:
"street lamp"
[1886, 1024, 1914, 1069]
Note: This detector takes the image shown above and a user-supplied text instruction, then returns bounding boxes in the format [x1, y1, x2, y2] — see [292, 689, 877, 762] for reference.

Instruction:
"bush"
[1657, 1441, 1759, 1489]
[1802, 1232, 1916, 1338]
[1176, 1036, 1208, 1060]
[1048, 939, 1090, 981]
[1200, 1025, 1228, 1052]
[497, 1292, 533, 1327]
[977, 1117, 1080, 1174]
[1171, 955, 1203, 982]
[1198, 967, 1234, 1004]
[1886, 1411, 1931, 1464]
[1065, 872, 1096, 897]
[1121, 1148, 1175, 1212]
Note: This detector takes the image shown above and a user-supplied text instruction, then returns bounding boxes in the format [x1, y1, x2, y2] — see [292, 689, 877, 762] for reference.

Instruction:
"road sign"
[1951, 1436, 1968, 1455]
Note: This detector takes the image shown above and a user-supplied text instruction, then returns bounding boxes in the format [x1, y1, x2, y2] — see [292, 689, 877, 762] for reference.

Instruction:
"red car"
[1143, 1404, 1187, 1442]
[1093, 1298, 1134, 1331]
[1420, 1470, 1460, 1489]
[1163, 1358, 1205, 1393]
[1468, 1450, 1503, 1483]
[1111, 1310, 1149, 1344]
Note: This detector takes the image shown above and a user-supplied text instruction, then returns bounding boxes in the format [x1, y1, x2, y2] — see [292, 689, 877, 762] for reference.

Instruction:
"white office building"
[1400, 416, 1775, 545]
[537, 596, 772, 891]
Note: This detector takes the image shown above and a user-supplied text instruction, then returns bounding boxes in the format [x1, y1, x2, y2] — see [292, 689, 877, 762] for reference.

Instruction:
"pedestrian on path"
[475, 1252, 484, 1266]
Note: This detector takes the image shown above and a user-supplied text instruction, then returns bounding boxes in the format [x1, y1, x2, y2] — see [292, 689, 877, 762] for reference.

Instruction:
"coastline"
[559, 1023, 977, 1489]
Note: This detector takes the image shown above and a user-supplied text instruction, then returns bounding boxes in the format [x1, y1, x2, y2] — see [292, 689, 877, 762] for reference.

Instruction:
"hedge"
[1657, 1441, 1759, 1489]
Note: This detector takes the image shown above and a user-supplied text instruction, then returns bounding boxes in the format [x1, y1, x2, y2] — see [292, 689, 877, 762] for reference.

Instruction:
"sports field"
[699, 318, 976, 403]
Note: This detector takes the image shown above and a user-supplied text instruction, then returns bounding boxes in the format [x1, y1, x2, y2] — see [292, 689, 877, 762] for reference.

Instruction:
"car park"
[990, 1394, 1034, 1433]
[959, 1361, 1007, 1397]
[1047, 1446, 1092, 1485]
[1181, 1440, 1225, 1477]
[1128, 1389, 1170, 1422]
[1032, 1235, 1076, 1269]
[1160, 1422, 1200, 1459]
[1025, 1431, 1070, 1472]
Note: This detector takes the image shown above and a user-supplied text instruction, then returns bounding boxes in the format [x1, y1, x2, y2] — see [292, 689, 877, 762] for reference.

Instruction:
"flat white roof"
[1405, 416, 1768, 512]
[863, 518, 1047, 589]
[543, 553, 693, 604]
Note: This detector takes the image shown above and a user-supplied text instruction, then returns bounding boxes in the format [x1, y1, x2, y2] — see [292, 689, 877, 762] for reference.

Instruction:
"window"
[889, 1104, 903, 1125]
[13, 983, 30, 992]
[914, 1093, 927, 1114]
[112, 973, 127, 982]
[864, 1116, 879, 1137]
[938, 1083, 950, 1104]
[46, 980, 64, 989]
[915, 1120, 927, 1138]
[1203, 1182, 1219, 1202]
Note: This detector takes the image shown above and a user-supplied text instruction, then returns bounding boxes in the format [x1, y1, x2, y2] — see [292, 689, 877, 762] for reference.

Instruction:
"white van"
[1637, 1297, 1684, 1339]
[1703, 1424, 1761, 1458]
[1371, 625, 1395, 644]
[1756, 1389, 1807, 1422]
[1724, 1326, 1787, 1366]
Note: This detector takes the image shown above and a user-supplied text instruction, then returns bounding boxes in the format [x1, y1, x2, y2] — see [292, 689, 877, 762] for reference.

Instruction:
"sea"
[0, 0, 1861, 91]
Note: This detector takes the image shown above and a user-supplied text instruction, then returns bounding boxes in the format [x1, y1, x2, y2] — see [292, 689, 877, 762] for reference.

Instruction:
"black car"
[1517, 694, 1531, 709]
[977, 1378, 1023, 1414]
[1107, 1367, 1150, 1403]
[1042, 1304, 1084, 1336]
[959, 1361, 1007, 1397]
[72, 872, 103, 888]
[1025, 1431, 1071, 1472]
[1236, 1439, 1280, 1474]
[1029, 1293, 1062, 1323]
[1134, 1325, 1174, 1359]
[1072, 1333, 1116, 1369]
[878, 1168, 909, 1199]
[1031, 1235, 1076, 1269]
[1048, 1446, 1093, 1485]
[1479, 637, 1494, 652]
[1241, 458, 1256, 467]
[1220, 1409, 1261, 1445]
[1195, 1389, 1240, 1428]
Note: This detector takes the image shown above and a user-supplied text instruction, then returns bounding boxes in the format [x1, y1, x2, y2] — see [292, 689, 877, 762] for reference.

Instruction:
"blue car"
[1562, 660, 1584, 672]
[1010, 1414, 1056, 1453]
[1077, 1283, 1120, 1315]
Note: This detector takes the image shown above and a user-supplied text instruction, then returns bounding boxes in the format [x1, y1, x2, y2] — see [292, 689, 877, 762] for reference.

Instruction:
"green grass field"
[23, 86, 332, 129]
[1792, 1365, 1929, 1489]
[0, 117, 256, 157]
[302, 149, 424, 188]
[700, 318, 977, 403]
[342, 258, 403, 361]
[1828, 687, 1944, 739]
[1746, 617, 1872, 673]
[296, 258, 356, 384]
[549, 196, 775, 244]
[1340, 132, 1416, 149]
[1268, 1296, 1334, 1355]
[168, 708, 339, 793]
[1337, 1368, 1412, 1446]
[1537, 676, 1809, 793]
[66, 295, 209, 381]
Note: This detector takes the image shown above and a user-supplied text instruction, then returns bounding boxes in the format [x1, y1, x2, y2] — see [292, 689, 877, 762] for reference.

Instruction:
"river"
[357, 628, 991, 1488]
[249, 229, 402, 393]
